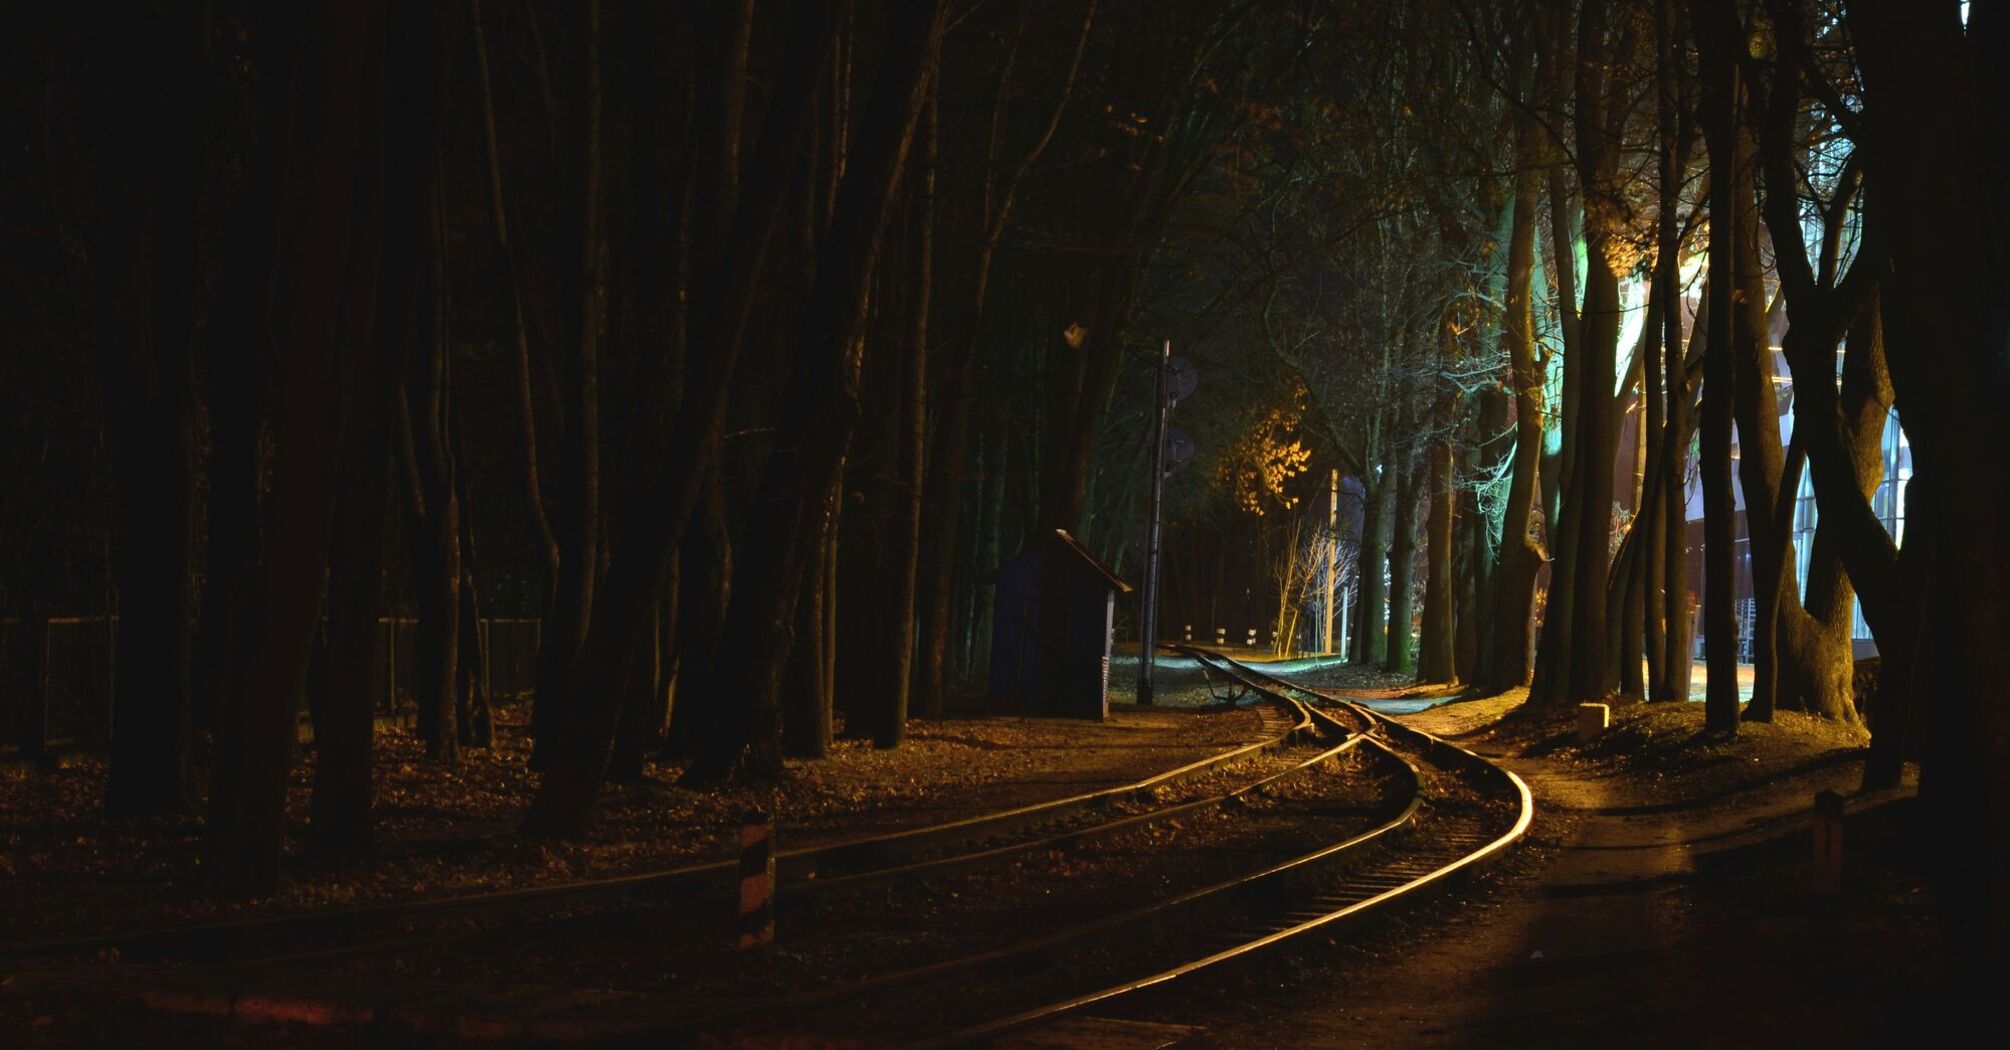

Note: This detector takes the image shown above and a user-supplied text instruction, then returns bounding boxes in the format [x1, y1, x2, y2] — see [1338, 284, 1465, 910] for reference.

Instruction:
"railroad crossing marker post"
[738, 810, 775, 952]
[1812, 790, 1844, 903]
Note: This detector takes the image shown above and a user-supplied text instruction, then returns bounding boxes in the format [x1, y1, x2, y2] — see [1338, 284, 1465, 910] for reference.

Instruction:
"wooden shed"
[986, 529, 1133, 720]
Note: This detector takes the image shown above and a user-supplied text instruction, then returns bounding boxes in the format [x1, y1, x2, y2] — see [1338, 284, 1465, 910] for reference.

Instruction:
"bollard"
[1215, 627, 1226, 645]
[1183, 624, 1192, 642]
[1246, 628, 1257, 647]
[737, 810, 776, 951]
[1575, 702, 1609, 743]
[1812, 790, 1844, 899]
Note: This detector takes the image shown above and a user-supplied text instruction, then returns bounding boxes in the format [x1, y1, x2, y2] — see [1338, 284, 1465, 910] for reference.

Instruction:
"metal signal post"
[1136, 342, 1196, 705]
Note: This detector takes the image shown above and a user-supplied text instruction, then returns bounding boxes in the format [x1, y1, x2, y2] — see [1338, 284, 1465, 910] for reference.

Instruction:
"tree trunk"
[1659, 286, 1703, 703]
[400, 163, 463, 762]
[1385, 454, 1419, 676]
[95, 2, 199, 817]
[1354, 452, 1390, 666]
[1485, 86, 1546, 693]
[1529, 164, 1583, 707]
[873, 88, 936, 749]
[662, 474, 731, 761]
[452, 400, 494, 750]
[210, 0, 384, 897]
[532, 0, 605, 770]
[312, 239, 407, 863]
[1418, 441, 1456, 684]
[1849, 2, 2010, 950]
[783, 479, 837, 758]
[1694, 0, 1742, 734]
[470, 0, 562, 735]
[607, 599, 661, 781]
[1650, 0, 1693, 704]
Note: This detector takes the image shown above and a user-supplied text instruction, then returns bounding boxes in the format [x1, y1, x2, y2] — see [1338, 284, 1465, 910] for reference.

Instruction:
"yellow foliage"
[1218, 386, 1313, 516]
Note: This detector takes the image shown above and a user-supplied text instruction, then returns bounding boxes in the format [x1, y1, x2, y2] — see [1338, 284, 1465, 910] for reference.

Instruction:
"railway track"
[633, 649, 1531, 1046]
[1, 685, 1316, 970]
[8, 654, 1529, 1045]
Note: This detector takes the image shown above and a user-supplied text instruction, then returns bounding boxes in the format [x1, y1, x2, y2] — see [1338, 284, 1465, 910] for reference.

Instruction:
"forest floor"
[1106, 687, 1986, 1048]
[0, 694, 1263, 944]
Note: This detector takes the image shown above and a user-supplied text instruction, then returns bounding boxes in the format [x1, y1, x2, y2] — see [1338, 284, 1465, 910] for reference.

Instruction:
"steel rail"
[656, 726, 1400, 1035]
[1, 690, 1314, 965]
[151, 713, 1369, 981]
[910, 650, 1533, 1048]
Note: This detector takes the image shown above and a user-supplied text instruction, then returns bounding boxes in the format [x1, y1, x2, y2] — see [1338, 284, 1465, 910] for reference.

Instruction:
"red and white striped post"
[737, 810, 775, 951]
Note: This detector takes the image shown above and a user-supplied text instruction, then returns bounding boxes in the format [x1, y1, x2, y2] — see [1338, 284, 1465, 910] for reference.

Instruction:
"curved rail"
[660, 715, 1391, 1034]
[2, 688, 1315, 966]
[906, 648, 1532, 1047]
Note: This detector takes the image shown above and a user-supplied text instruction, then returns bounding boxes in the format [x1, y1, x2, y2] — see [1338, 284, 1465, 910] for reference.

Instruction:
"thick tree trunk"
[1659, 287, 1702, 703]
[1650, 0, 1694, 704]
[662, 475, 731, 761]
[1529, 166, 1583, 707]
[317, 436, 389, 865]
[312, 238, 409, 863]
[872, 90, 935, 749]
[471, 0, 562, 738]
[606, 599, 661, 781]
[96, 3, 199, 817]
[189, 27, 285, 739]
[1354, 454, 1390, 666]
[210, 0, 384, 897]
[1385, 455, 1419, 677]
[1485, 88, 1545, 693]
[1456, 481, 1485, 682]
[1850, 2, 2010, 951]
[532, 0, 605, 770]
[1418, 441, 1456, 684]
[449, 408, 494, 750]
[1695, 0, 1743, 734]
[783, 479, 838, 758]
[1566, 223, 1618, 700]
[400, 168, 463, 762]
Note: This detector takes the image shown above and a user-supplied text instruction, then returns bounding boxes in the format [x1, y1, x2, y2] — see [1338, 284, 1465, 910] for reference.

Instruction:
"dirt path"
[1179, 700, 1963, 1049]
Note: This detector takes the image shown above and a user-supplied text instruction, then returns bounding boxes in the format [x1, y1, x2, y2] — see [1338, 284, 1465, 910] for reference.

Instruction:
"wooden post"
[1812, 789, 1844, 899]
[737, 810, 775, 951]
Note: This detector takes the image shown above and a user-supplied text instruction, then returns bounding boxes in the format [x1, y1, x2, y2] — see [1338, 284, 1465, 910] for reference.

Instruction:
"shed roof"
[997, 529, 1133, 593]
